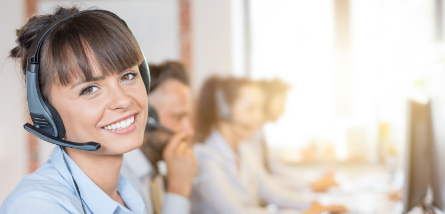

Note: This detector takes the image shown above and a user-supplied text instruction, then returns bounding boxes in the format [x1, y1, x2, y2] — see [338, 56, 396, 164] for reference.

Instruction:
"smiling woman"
[0, 6, 149, 214]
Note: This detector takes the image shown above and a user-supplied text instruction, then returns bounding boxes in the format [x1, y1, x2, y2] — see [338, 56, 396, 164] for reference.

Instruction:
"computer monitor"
[403, 99, 445, 213]
[403, 100, 432, 213]
[430, 98, 445, 211]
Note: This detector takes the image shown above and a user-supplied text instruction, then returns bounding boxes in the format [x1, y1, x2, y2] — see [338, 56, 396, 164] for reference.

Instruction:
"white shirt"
[121, 149, 190, 214]
[0, 146, 145, 214]
[191, 130, 312, 214]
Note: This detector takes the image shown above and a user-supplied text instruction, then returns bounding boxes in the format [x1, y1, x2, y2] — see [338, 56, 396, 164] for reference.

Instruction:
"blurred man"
[121, 61, 197, 214]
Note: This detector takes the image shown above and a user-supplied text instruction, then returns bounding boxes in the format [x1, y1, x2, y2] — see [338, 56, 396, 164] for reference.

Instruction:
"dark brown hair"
[194, 76, 253, 142]
[10, 6, 143, 100]
[148, 61, 190, 92]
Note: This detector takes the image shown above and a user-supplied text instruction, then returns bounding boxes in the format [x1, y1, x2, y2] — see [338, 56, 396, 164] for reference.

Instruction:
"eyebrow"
[71, 76, 106, 89]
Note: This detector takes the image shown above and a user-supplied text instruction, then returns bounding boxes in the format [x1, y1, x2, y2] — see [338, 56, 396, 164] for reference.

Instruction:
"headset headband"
[28, 10, 126, 64]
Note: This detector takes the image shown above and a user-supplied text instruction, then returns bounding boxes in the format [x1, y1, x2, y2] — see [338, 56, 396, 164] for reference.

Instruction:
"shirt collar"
[123, 148, 154, 180]
[50, 146, 145, 214]
[116, 173, 146, 214]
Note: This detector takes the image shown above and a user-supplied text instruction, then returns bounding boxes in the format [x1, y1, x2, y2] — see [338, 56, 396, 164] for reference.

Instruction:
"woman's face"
[49, 65, 148, 155]
[230, 84, 264, 139]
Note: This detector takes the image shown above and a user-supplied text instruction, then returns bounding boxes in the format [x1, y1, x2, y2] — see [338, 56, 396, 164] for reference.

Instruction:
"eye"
[121, 72, 137, 82]
[80, 85, 98, 95]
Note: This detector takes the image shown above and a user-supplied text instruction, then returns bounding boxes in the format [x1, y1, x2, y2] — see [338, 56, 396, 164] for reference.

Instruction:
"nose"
[108, 84, 132, 111]
[181, 117, 195, 140]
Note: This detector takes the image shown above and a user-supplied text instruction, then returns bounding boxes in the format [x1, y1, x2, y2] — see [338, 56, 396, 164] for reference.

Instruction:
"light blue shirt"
[0, 146, 145, 214]
[121, 149, 190, 214]
[190, 130, 310, 214]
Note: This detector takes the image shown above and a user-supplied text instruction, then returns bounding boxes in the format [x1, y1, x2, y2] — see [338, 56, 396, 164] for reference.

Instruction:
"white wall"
[191, 0, 247, 92]
[38, 0, 180, 64]
[39, 0, 247, 94]
[0, 0, 27, 203]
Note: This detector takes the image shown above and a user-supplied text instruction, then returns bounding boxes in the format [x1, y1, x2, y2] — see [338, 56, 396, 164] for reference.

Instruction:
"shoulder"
[0, 162, 80, 214]
[193, 144, 225, 170]
[122, 148, 151, 179]
[193, 143, 223, 164]
[192, 144, 230, 181]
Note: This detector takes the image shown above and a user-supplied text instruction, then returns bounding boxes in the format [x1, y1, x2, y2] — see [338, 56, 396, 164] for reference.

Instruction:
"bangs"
[41, 11, 143, 91]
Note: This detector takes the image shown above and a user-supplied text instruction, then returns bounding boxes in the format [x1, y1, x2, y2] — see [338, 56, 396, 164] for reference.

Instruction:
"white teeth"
[103, 115, 135, 131]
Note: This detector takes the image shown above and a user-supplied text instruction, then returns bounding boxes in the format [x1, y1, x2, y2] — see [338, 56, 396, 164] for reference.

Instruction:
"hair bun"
[9, 6, 80, 75]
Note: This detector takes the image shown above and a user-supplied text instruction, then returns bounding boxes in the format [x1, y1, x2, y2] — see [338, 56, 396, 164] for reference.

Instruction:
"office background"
[1, 0, 445, 210]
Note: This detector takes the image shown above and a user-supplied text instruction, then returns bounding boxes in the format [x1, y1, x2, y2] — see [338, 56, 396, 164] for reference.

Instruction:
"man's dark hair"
[149, 61, 190, 92]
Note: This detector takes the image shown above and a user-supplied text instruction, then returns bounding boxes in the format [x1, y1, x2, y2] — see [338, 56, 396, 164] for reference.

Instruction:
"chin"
[239, 130, 256, 140]
[100, 134, 144, 155]
[108, 142, 142, 155]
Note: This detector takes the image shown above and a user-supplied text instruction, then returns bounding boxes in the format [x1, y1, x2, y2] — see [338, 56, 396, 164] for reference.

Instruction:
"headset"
[146, 105, 174, 134]
[215, 86, 254, 130]
[215, 88, 232, 121]
[23, 9, 150, 152]
[23, 9, 150, 214]
[144, 105, 175, 157]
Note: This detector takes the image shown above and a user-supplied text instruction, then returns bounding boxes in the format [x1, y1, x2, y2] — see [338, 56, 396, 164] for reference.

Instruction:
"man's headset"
[146, 105, 174, 134]
[23, 10, 150, 151]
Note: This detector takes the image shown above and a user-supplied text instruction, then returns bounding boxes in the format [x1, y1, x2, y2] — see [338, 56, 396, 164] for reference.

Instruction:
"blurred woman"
[191, 77, 346, 214]
[248, 79, 338, 192]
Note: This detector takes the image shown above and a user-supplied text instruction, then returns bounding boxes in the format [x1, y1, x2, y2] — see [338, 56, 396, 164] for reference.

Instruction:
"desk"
[280, 163, 403, 214]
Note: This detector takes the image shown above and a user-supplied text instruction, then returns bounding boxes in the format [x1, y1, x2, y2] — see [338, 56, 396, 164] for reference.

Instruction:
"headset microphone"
[24, 10, 150, 151]
[24, 124, 100, 151]
[146, 105, 175, 134]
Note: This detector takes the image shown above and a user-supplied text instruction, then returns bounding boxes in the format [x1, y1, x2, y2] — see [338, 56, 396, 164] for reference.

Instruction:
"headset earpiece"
[215, 87, 232, 121]
[44, 100, 66, 138]
[215, 86, 255, 131]
[139, 59, 150, 94]
[146, 105, 174, 134]
[146, 105, 159, 132]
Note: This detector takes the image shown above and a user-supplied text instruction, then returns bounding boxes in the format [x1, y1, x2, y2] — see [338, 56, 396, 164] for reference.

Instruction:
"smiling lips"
[103, 115, 135, 131]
